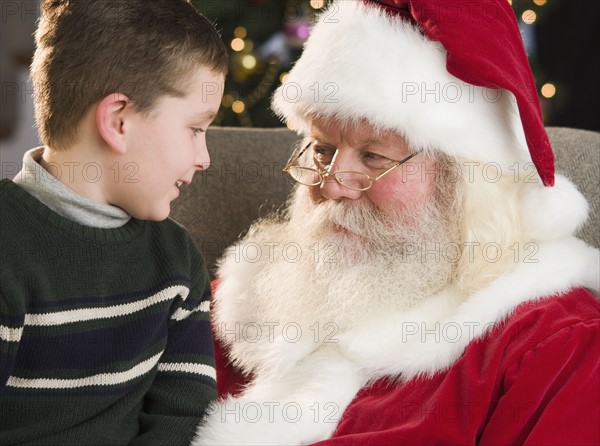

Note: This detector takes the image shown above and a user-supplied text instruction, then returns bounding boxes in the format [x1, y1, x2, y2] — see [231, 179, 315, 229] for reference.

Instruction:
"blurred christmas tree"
[511, 0, 563, 126]
[193, 0, 327, 127]
[196, 0, 598, 131]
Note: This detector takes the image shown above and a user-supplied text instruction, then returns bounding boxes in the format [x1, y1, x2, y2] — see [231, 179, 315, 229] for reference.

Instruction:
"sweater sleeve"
[0, 290, 24, 389]
[130, 242, 218, 446]
[479, 318, 600, 446]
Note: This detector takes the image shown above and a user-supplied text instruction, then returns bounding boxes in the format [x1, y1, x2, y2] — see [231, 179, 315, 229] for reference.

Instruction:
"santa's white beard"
[231, 186, 460, 335]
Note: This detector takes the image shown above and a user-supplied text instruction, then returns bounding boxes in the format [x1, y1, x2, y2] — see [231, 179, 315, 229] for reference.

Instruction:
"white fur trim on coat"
[339, 236, 599, 380]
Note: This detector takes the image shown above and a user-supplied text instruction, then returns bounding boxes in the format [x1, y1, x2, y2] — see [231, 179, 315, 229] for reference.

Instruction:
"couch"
[170, 127, 600, 278]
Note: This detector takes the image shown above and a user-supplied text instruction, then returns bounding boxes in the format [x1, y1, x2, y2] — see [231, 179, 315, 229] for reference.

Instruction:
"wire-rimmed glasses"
[282, 141, 422, 192]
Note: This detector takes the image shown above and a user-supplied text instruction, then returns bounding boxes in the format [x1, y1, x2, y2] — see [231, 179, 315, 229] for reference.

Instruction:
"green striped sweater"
[0, 179, 216, 445]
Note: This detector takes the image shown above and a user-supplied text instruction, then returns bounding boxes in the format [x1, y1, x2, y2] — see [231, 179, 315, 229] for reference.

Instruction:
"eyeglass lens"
[287, 166, 372, 190]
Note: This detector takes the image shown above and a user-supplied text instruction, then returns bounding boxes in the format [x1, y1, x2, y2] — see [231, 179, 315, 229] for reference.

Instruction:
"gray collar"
[13, 148, 131, 229]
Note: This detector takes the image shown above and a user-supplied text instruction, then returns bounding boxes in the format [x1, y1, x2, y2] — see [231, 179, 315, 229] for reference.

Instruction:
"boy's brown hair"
[31, 0, 228, 150]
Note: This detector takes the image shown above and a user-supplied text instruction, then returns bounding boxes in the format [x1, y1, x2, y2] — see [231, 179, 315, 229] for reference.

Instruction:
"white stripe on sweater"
[6, 352, 163, 389]
[158, 362, 216, 380]
[171, 300, 210, 321]
[0, 325, 23, 342]
[24, 285, 190, 327]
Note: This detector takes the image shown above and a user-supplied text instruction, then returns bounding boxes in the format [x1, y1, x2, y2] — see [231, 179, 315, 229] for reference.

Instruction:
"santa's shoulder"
[480, 287, 600, 362]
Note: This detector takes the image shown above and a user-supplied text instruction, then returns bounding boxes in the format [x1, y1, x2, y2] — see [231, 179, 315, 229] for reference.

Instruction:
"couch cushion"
[170, 127, 299, 276]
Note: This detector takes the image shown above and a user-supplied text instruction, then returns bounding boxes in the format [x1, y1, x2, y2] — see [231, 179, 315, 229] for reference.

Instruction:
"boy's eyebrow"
[191, 111, 216, 121]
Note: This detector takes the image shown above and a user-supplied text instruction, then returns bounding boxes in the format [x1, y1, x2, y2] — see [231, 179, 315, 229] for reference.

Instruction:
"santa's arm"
[479, 318, 600, 445]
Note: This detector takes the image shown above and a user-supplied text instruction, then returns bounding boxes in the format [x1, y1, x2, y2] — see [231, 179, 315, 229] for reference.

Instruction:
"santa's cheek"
[376, 181, 436, 215]
[367, 181, 407, 208]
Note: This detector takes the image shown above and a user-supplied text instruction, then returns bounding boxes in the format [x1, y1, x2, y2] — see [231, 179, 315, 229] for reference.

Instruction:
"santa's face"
[307, 118, 438, 232]
[226, 142, 460, 334]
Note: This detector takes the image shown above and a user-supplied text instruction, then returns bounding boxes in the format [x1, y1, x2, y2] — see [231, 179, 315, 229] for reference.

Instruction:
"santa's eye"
[312, 145, 336, 165]
[363, 152, 395, 169]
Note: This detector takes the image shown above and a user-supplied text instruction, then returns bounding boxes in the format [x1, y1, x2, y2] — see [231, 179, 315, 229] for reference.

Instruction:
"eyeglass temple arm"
[282, 141, 313, 172]
[373, 149, 423, 180]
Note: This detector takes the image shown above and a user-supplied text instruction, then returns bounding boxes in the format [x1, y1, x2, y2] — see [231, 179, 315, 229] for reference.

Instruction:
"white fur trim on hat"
[272, 1, 531, 169]
[520, 174, 590, 242]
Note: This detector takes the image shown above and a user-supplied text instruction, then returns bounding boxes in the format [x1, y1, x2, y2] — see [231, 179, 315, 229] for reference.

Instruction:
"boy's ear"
[96, 93, 130, 155]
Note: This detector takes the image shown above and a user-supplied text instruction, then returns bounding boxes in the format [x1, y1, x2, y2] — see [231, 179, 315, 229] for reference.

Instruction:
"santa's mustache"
[288, 188, 446, 248]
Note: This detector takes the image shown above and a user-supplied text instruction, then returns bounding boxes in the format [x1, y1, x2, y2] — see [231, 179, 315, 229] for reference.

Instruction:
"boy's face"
[113, 69, 224, 220]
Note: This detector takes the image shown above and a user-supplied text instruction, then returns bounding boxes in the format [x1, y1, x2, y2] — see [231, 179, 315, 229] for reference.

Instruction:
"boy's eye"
[191, 127, 205, 136]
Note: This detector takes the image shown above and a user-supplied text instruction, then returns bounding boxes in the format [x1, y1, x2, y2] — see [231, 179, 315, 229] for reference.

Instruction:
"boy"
[0, 1, 227, 444]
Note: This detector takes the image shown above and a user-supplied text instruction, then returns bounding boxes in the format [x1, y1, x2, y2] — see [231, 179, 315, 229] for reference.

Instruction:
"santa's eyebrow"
[360, 138, 381, 147]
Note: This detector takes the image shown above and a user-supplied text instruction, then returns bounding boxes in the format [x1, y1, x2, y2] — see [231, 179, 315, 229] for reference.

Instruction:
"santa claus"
[193, 1, 599, 444]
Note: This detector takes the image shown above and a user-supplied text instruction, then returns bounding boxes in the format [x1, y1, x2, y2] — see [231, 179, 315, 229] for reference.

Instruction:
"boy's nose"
[196, 141, 210, 171]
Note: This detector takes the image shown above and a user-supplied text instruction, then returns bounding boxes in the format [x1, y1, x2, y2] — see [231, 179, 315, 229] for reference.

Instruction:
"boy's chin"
[145, 207, 172, 222]
[126, 203, 172, 222]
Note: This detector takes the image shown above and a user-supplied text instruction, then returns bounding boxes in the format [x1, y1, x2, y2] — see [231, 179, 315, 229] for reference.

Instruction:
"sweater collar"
[13, 147, 130, 229]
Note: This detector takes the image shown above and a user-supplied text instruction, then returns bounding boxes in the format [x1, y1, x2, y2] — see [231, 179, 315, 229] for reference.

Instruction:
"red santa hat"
[272, 0, 555, 186]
